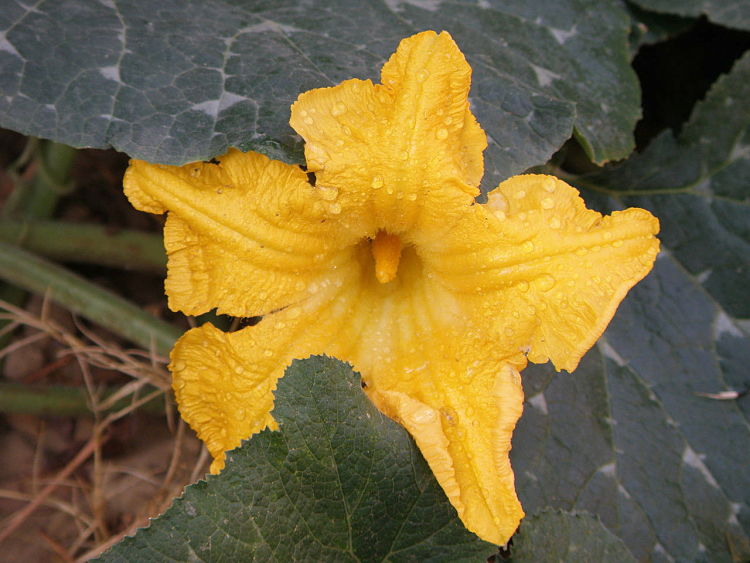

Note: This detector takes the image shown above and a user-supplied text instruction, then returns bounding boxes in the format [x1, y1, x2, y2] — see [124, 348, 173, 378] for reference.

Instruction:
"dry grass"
[0, 296, 209, 561]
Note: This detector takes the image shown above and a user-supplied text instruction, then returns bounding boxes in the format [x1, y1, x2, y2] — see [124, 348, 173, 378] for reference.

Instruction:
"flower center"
[371, 230, 402, 284]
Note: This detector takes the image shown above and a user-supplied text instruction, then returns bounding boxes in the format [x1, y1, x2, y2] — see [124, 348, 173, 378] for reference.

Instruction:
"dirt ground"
[0, 129, 209, 562]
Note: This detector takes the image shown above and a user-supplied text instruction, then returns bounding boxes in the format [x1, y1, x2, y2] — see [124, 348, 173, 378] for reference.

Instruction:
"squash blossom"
[124, 31, 659, 545]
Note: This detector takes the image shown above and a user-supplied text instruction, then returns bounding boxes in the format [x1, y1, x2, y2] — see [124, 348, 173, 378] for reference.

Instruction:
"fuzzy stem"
[0, 242, 181, 356]
[0, 220, 166, 273]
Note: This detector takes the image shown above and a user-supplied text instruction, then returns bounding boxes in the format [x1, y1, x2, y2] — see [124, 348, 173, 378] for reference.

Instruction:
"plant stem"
[2, 140, 77, 219]
[0, 220, 166, 273]
[0, 242, 181, 356]
[0, 382, 165, 416]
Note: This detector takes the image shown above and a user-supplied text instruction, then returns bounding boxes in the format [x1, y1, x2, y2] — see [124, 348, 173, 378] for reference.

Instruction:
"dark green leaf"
[96, 356, 495, 562]
[509, 509, 635, 562]
[631, 0, 750, 31]
[511, 51, 750, 561]
[1, 0, 639, 184]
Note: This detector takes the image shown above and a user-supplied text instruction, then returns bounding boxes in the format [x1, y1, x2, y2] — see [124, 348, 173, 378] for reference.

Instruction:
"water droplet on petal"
[399, 150, 409, 160]
[518, 280, 530, 292]
[603, 231, 613, 240]
[514, 190, 527, 199]
[549, 217, 561, 229]
[342, 125, 352, 135]
[487, 191, 509, 217]
[307, 282, 319, 294]
[331, 102, 346, 116]
[443, 115, 454, 125]
[522, 240, 534, 253]
[329, 202, 342, 214]
[613, 240, 623, 247]
[234, 365, 245, 375]
[173, 361, 187, 372]
[416, 69, 430, 81]
[407, 193, 417, 201]
[537, 274, 556, 292]
[411, 408, 436, 424]
[436, 128, 448, 140]
[263, 349, 273, 358]
[542, 178, 556, 192]
[304, 116, 314, 125]
[371, 175, 384, 189]
[541, 197, 554, 209]
[318, 186, 338, 201]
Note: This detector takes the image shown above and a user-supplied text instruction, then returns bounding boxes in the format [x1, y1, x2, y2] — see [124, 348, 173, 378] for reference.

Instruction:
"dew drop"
[234, 365, 245, 375]
[173, 360, 187, 371]
[548, 217, 561, 229]
[412, 408, 437, 424]
[329, 202, 342, 214]
[613, 240, 623, 247]
[307, 282, 319, 294]
[304, 116, 314, 125]
[518, 280, 530, 292]
[399, 150, 409, 160]
[522, 240, 534, 253]
[436, 127, 448, 140]
[542, 178, 556, 192]
[603, 231, 613, 240]
[537, 274, 556, 292]
[331, 102, 346, 116]
[371, 175, 384, 189]
[487, 191, 509, 214]
[342, 125, 352, 135]
[407, 193, 417, 201]
[319, 186, 338, 201]
[416, 69, 430, 81]
[288, 307, 301, 319]
[514, 190, 526, 199]
[541, 197, 554, 209]
[263, 349, 273, 358]
[443, 115, 454, 125]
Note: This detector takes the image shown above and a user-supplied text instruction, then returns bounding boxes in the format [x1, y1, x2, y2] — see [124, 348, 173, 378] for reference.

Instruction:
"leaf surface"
[0, 0, 639, 184]
[510, 509, 635, 562]
[96, 356, 495, 562]
[511, 51, 750, 562]
[631, 0, 750, 31]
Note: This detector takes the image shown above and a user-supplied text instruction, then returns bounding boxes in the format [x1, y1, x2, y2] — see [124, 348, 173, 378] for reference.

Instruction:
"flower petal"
[289, 31, 486, 235]
[172, 253, 363, 473]
[422, 174, 660, 372]
[366, 342, 525, 546]
[124, 150, 357, 316]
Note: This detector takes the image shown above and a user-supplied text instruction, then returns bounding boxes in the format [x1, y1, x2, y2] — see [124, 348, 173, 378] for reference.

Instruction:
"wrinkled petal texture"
[421, 174, 660, 372]
[124, 30, 660, 547]
[290, 30, 486, 239]
[124, 150, 357, 317]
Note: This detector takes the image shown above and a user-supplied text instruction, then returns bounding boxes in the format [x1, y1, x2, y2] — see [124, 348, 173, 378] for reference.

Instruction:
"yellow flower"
[123, 31, 659, 545]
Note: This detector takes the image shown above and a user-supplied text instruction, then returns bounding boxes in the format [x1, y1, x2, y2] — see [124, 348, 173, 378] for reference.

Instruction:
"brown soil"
[0, 129, 209, 562]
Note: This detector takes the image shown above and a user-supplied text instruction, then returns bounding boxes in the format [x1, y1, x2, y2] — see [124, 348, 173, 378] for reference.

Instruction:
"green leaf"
[96, 356, 495, 562]
[511, 52, 750, 561]
[510, 509, 635, 562]
[630, 0, 750, 31]
[1, 0, 639, 184]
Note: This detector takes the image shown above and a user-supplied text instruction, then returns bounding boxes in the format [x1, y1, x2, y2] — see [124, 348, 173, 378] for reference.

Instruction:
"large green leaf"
[0, 0, 638, 185]
[510, 509, 635, 562]
[631, 0, 750, 31]
[511, 51, 750, 561]
[96, 356, 496, 562]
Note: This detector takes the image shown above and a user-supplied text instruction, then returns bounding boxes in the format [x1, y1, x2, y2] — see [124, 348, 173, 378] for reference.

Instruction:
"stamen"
[371, 231, 402, 283]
